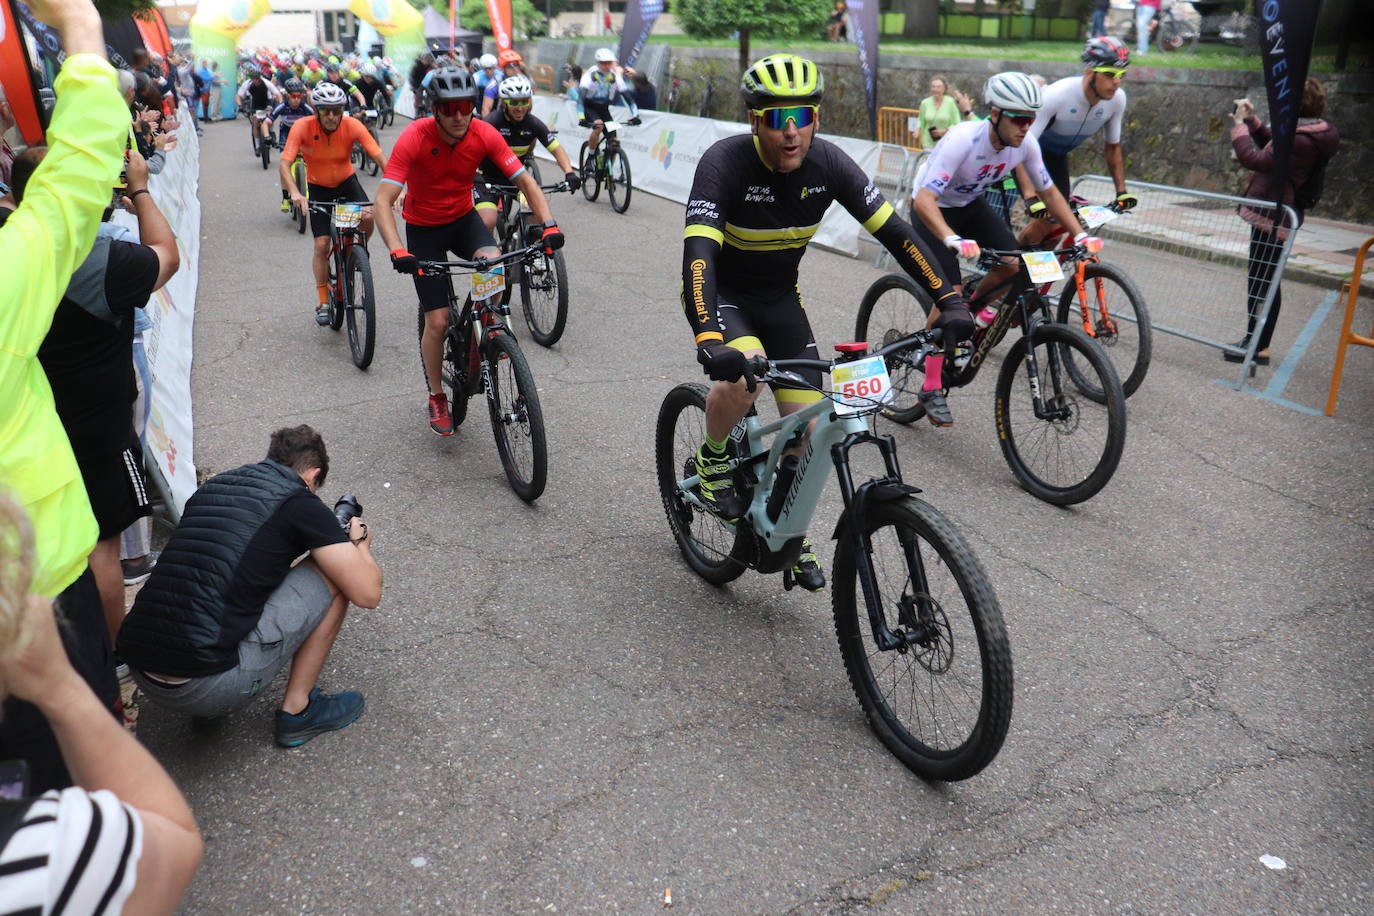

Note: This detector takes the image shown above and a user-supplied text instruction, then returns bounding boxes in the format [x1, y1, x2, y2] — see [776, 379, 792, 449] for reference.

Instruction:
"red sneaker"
[428, 392, 454, 436]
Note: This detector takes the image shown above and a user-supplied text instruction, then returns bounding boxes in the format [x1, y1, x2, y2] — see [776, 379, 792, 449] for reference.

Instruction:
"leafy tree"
[675, 0, 833, 70]
[459, 0, 553, 39]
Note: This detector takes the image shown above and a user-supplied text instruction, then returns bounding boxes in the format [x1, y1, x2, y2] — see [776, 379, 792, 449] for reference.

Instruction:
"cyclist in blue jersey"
[269, 78, 315, 212]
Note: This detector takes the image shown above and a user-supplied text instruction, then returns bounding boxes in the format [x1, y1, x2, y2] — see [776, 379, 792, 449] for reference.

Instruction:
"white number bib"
[1022, 250, 1066, 284]
[1077, 205, 1119, 230]
[831, 355, 895, 416]
[471, 266, 506, 299]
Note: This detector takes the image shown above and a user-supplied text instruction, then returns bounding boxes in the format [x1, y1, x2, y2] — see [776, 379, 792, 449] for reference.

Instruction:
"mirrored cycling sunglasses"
[503, 99, 532, 109]
[751, 104, 818, 129]
[1002, 111, 1037, 126]
[437, 98, 475, 117]
[1092, 66, 1129, 79]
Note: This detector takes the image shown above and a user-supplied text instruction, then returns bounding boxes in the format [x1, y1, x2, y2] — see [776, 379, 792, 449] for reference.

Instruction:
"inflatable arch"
[191, 0, 425, 119]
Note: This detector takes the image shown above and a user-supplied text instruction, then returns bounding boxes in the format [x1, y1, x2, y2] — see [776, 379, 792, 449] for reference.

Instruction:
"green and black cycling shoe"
[695, 442, 746, 522]
[788, 537, 826, 592]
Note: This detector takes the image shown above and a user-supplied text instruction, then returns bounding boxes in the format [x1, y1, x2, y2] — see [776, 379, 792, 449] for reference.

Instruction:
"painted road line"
[1266, 288, 1340, 397]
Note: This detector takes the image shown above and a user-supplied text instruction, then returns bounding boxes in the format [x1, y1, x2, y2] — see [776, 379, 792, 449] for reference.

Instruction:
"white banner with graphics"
[112, 105, 200, 516]
[529, 96, 881, 257]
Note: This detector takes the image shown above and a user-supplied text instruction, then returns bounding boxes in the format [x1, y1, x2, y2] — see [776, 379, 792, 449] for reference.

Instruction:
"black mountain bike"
[856, 245, 1127, 506]
[350, 110, 382, 177]
[656, 331, 1012, 781]
[416, 246, 549, 502]
[308, 200, 376, 369]
[485, 179, 573, 347]
[578, 117, 639, 214]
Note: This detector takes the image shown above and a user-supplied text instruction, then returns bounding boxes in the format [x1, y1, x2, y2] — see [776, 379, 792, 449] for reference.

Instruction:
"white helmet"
[479, 53, 498, 69]
[294, 53, 305, 65]
[362, 63, 378, 77]
[499, 74, 533, 100]
[310, 81, 348, 108]
[983, 71, 1042, 113]
[594, 47, 616, 63]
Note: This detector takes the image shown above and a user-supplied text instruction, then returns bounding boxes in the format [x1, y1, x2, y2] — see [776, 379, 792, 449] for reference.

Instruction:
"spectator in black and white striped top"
[2, 480, 201, 911]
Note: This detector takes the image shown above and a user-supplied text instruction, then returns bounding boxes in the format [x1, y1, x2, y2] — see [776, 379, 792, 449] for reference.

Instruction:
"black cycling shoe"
[314, 304, 332, 327]
[695, 442, 745, 522]
[918, 388, 955, 427]
[789, 537, 826, 592]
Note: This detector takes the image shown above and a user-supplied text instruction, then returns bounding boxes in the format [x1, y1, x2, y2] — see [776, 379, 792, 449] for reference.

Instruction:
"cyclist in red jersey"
[375, 68, 565, 437]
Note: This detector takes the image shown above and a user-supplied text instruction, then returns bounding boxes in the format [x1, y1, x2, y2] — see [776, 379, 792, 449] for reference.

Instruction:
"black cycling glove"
[696, 344, 747, 382]
[565, 170, 581, 192]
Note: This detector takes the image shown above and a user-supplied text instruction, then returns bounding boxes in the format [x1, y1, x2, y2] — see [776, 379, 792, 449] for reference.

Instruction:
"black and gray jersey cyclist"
[475, 75, 581, 235]
[680, 53, 970, 595]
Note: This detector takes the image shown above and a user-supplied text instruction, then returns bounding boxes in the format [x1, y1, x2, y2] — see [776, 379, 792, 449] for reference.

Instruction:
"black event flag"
[848, 0, 880, 138]
[617, 0, 664, 70]
[1254, 0, 1322, 213]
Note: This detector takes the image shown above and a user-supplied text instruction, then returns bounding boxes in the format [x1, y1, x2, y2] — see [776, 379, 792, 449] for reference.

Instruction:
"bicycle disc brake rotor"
[1093, 317, 1119, 344]
[899, 591, 954, 674]
[1048, 393, 1081, 435]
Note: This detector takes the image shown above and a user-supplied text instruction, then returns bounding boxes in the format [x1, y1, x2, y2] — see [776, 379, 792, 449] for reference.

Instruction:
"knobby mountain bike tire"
[1054, 261, 1152, 399]
[854, 273, 937, 425]
[485, 331, 547, 502]
[994, 322, 1126, 506]
[519, 248, 569, 347]
[832, 496, 1012, 781]
[260, 135, 271, 170]
[345, 245, 376, 369]
[607, 149, 632, 214]
[654, 383, 749, 586]
[366, 129, 380, 176]
[327, 252, 346, 331]
[578, 142, 601, 202]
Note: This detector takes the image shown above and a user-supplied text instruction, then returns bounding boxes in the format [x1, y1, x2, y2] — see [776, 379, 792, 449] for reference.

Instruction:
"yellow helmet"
[741, 54, 824, 108]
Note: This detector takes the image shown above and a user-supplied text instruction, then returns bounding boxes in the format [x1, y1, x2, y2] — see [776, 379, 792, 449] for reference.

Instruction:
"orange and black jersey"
[682, 133, 958, 347]
[480, 108, 561, 184]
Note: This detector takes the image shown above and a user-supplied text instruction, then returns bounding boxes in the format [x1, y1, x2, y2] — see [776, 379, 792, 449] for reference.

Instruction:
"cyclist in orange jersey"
[280, 82, 387, 326]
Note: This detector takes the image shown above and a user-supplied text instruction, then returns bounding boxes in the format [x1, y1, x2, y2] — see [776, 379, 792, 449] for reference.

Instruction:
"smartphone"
[1230, 102, 1238, 116]
[0, 760, 29, 800]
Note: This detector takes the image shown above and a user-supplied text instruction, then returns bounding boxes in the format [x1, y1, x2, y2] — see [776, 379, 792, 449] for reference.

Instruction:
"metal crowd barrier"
[1072, 175, 1300, 388]
[874, 149, 928, 270]
[876, 106, 922, 151]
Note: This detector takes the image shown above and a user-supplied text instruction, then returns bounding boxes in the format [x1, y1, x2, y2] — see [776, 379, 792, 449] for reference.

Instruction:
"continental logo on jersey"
[745, 184, 775, 203]
[799, 184, 826, 199]
[901, 240, 944, 291]
[652, 130, 675, 168]
[689, 258, 709, 323]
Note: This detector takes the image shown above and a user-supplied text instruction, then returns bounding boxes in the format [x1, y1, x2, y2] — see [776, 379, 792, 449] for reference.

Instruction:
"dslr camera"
[332, 494, 363, 533]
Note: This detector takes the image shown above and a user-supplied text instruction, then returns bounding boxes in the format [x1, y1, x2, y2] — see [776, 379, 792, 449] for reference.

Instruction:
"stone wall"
[630, 45, 1373, 225]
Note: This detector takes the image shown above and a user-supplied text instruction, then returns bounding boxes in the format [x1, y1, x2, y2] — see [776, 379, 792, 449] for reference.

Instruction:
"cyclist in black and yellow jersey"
[682, 53, 970, 591]
[474, 74, 581, 236]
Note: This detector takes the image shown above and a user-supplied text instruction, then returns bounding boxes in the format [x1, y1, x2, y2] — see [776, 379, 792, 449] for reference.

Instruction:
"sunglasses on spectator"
[437, 99, 475, 117]
[503, 99, 532, 109]
[1092, 66, 1129, 79]
[1001, 112, 1036, 126]
[751, 105, 818, 130]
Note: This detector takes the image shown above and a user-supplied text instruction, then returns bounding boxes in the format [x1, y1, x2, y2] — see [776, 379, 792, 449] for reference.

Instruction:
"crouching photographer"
[117, 425, 382, 748]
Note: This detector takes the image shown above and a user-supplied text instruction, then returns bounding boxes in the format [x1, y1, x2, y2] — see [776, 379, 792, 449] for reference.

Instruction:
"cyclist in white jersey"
[910, 71, 1097, 425]
[1017, 37, 1138, 246]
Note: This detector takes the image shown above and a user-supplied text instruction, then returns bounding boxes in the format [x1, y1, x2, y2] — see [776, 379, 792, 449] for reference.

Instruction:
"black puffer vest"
[118, 460, 309, 677]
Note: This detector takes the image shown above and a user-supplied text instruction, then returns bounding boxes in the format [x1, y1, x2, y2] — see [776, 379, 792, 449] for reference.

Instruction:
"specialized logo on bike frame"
[651, 129, 675, 168]
[781, 438, 814, 518]
[745, 184, 775, 203]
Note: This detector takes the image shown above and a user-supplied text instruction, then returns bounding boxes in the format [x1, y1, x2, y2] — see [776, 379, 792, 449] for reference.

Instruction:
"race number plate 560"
[471, 266, 506, 299]
[831, 355, 895, 415]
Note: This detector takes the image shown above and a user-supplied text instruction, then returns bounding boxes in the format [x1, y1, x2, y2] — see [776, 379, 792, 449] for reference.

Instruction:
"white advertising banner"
[112, 106, 200, 516]
[529, 95, 881, 257]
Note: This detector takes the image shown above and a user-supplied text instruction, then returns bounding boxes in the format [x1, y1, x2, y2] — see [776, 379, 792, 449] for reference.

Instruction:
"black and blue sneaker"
[275, 687, 365, 748]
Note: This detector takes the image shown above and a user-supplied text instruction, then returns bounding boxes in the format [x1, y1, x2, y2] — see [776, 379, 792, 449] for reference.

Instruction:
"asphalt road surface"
[137, 116, 1373, 913]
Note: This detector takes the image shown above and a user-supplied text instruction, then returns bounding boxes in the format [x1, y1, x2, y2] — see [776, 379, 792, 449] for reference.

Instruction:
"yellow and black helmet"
[740, 54, 824, 109]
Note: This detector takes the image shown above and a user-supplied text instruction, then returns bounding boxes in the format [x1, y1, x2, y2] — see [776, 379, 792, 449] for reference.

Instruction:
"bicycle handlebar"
[306, 199, 374, 211]
[739, 328, 945, 394]
[414, 244, 543, 276]
[484, 181, 571, 195]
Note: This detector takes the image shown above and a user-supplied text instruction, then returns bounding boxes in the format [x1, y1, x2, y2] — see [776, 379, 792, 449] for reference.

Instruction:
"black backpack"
[1293, 136, 1330, 212]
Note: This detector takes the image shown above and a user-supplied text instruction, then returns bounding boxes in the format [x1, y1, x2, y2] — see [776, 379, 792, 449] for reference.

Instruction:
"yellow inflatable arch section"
[192, 0, 425, 118]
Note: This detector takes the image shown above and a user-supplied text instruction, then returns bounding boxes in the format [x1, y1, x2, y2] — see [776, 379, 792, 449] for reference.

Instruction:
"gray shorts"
[132, 564, 334, 718]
